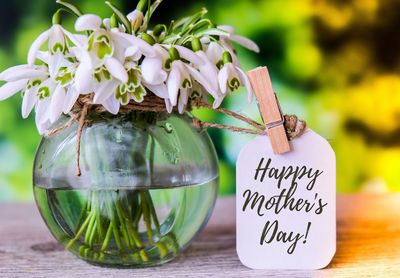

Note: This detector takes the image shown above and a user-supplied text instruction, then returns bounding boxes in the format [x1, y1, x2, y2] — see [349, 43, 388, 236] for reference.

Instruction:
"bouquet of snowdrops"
[0, 0, 258, 134]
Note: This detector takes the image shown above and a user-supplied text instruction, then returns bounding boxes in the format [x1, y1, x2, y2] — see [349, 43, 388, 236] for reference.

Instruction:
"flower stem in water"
[66, 189, 180, 264]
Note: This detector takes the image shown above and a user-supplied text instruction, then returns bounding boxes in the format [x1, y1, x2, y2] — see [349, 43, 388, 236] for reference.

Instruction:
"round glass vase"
[33, 111, 219, 267]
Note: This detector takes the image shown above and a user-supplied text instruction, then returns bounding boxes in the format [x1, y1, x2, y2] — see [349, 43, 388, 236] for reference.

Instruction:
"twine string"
[75, 103, 89, 177]
[46, 95, 306, 176]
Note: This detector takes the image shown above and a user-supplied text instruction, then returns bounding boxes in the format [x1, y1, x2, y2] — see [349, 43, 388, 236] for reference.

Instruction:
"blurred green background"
[0, 0, 399, 201]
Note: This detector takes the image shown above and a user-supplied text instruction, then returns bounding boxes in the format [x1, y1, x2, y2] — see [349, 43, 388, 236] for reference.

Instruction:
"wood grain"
[247, 67, 291, 154]
[247, 67, 282, 124]
[1, 195, 400, 277]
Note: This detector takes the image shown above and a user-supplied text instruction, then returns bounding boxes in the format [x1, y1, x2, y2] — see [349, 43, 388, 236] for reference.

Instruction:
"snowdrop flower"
[115, 63, 147, 105]
[74, 15, 128, 92]
[165, 44, 219, 96]
[0, 65, 48, 118]
[93, 61, 148, 114]
[74, 14, 156, 95]
[218, 52, 254, 102]
[167, 47, 217, 113]
[218, 25, 260, 53]
[28, 16, 83, 79]
[24, 76, 78, 132]
[0, 62, 81, 131]
[191, 38, 222, 107]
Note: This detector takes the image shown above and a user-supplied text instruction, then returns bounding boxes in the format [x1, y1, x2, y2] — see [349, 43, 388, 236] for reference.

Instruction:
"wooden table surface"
[0, 194, 400, 277]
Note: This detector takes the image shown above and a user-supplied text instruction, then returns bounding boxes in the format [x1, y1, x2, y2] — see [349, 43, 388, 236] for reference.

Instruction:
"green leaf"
[162, 34, 181, 44]
[179, 35, 194, 45]
[167, 20, 175, 35]
[181, 8, 208, 32]
[191, 19, 212, 32]
[105, 1, 132, 34]
[173, 17, 189, 30]
[144, 0, 164, 22]
[56, 0, 82, 17]
[153, 24, 167, 37]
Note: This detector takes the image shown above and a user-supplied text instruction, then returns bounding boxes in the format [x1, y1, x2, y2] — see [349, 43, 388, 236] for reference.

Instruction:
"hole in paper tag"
[236, 129, 336, 270]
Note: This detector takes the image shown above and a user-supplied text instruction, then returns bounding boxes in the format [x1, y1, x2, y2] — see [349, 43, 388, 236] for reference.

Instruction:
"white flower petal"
[22, 88, 38, 118]
[28, 29, 51, 65]
[178, 88, 189, 114]
[103, 18, 111, 30]
[0, 65, 47, 82]
[141, 57, 167, 85]
[218, 64, 230, 95]
[71, 47, 93, 69]
[105, 57, 128, 83]
[35, 97, 51, 126]
[48, 52, 65, 79]
[201, 28, 230, 37]
[71, 34, 87, 46]
[93, 79, 119, 104]
[50, 84, 67, 123]
[75, 63, 94, 93]
[167, 62, 182, 106]
[103, 95, 120, 114]
[230, 34, 260, 53]
[218, 25, 235, 34]
[36, 51, 49, 64]
[0, 79, 28, 101]
[144, 83, 168, 99]
[200, 36, 210, 44]
[48, 25, 65, 51]
[61, 27, 86, 49]
[132, 37, 157, 58]
[197, 51, 219, 92]
[164, 98, 173, 113]
[153, 44, 169, 60]
[206, 42, 224, 64]
[237, 67, 254, 102]
[109, 32, 131, 48]
[37, 121, 48, 135]
[212, 95, 224, 109]
[125, 46, 140, 58]
[75, 14, 102, 31]
[164, 45, 204, 66]
[63, 86, 79, 114]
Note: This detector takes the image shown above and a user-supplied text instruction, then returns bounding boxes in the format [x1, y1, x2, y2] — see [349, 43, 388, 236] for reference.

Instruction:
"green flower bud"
[165, 58, 172, 69]
[52, 10, 62, 25]
[191, 38, 202, 52]
[110, 14, 118, 29]
[141, 33, 156, 45]
[222, 51, 233, 64]
[153, 24, 166, 37]
[169, 47, 181, 61]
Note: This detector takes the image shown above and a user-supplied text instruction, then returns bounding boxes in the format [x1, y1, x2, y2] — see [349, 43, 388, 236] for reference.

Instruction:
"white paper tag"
[236, 129, 336, 270]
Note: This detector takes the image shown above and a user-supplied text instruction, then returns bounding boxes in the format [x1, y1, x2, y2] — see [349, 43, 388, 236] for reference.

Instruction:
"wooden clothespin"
[247, 67, 291, 154]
